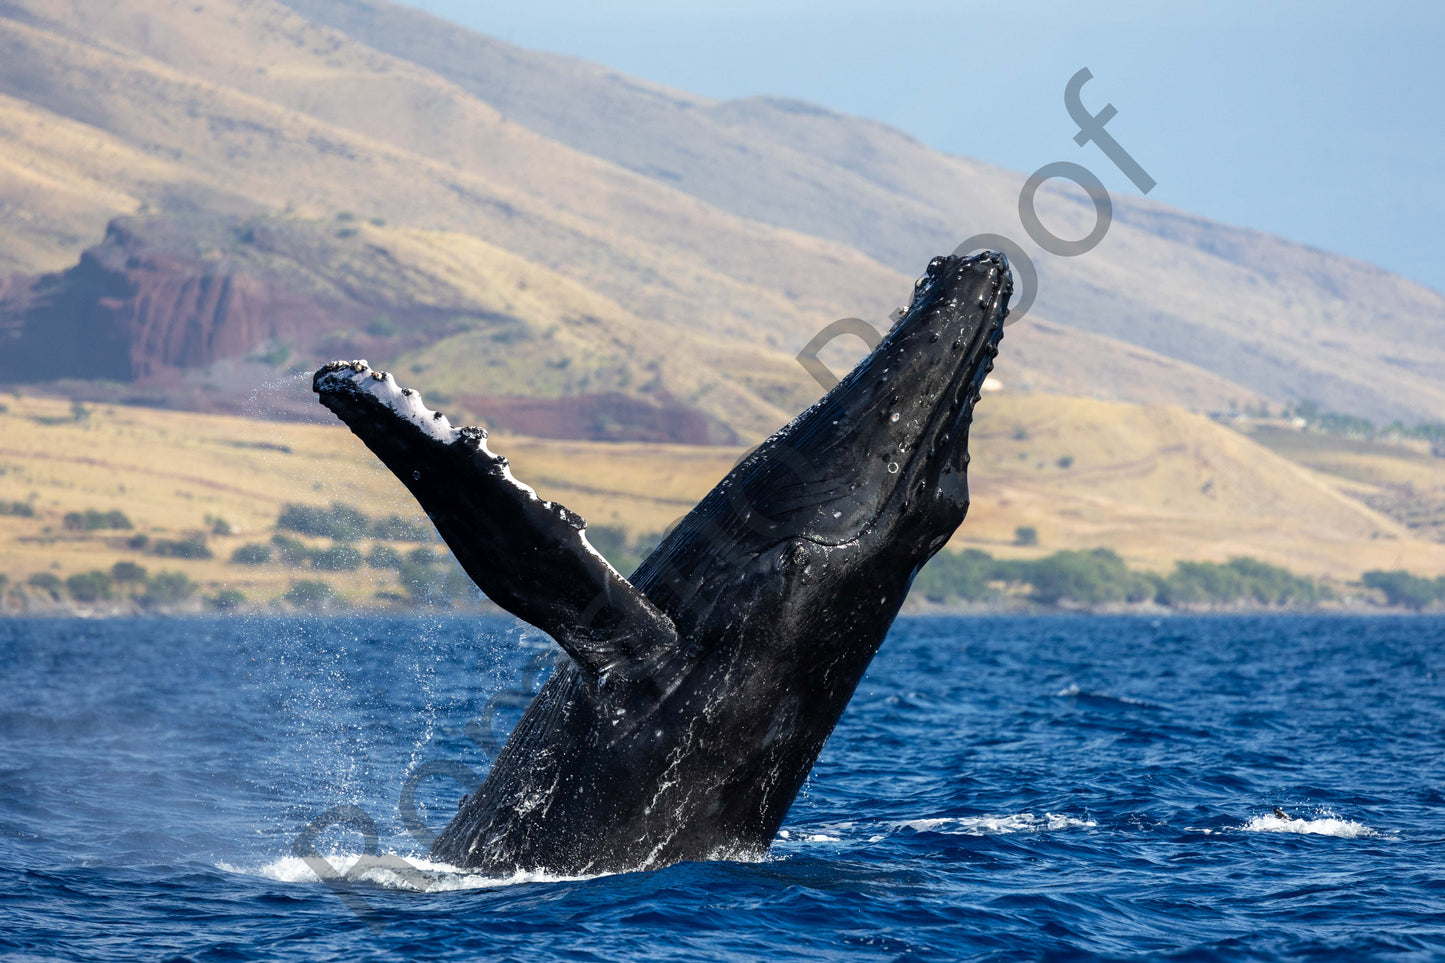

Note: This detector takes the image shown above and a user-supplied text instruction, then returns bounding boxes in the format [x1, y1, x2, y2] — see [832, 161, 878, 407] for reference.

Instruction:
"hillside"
[0, 0, 1439, 426]
[0, 212, 809, 438]
[1244, 425, 1445, 545]
[282, 0, 1445, 424]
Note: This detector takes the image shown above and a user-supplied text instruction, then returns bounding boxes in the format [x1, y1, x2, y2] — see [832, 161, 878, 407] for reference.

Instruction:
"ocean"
[1, 615, 1441, 961]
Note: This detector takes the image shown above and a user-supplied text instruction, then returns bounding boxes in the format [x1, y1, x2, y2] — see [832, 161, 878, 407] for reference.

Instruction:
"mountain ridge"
[274, 0, 1445, 422]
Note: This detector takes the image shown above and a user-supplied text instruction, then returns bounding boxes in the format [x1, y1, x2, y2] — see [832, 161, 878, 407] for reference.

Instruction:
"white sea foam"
[776, 811, 1097, 848]
[899, 812, 1097, 835]
[217, 852, 606, 892]
[1055, 683, 1161, 708]
[1238, 813, 1376, 838]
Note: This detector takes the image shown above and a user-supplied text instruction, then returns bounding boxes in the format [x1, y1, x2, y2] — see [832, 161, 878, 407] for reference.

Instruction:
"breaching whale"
[313, 251, 1012, 875]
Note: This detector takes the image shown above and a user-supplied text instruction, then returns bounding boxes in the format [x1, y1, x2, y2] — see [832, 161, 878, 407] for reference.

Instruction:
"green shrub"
[270, 533, 312, 566]
[27, 572, 63, 598]
[111, 561, 148, 583]
[1160, 557, 1318, 606]
[914, 548, 998, 602]
[1362, 570, 1441, 610]
[142, 571, 196, 608]
[441, 559, 478, 602]
[1014, 526, 1038, 547]
[278, 502, 370, 540]
[366, 545, 403, 569]
[153, 532, 212, 559]
[284, 579, 334, 608]
[407, 546, 440, 567]
[62, 509, 133, 531]
[312, 543, 363, 571]
[1223, 557, 1318, 605]
[398, 559, 437, 604]
[1162, 560, 1245, 605]
[371, 514, 429, 541]
[1025, 548, 1146, 606]
[0, 501, 35, 517]
[230, 543, 273, 565]
[209, 588, 247, 611]
[66, 570, 113, 602]
[126, 533, 150, 550]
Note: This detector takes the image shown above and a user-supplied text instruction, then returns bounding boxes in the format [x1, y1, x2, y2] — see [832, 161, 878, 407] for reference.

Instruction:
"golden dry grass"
[2, 390, 1442, 613]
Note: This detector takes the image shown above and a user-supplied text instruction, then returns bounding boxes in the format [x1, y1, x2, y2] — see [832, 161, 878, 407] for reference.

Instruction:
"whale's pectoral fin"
[313, 361, 679, 686]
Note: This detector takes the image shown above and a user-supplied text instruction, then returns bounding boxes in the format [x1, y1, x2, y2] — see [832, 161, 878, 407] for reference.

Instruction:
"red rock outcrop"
[0, 218, 347, 382]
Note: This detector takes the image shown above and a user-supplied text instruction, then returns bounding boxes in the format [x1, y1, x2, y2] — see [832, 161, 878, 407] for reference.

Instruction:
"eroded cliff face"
[0, 218, 357, 383]
[0, 215, 741, 442]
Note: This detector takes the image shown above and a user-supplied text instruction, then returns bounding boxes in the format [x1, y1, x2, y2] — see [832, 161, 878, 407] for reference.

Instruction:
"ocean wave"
[216, 853, 606, 892]
[1238, 812, 1377, 838]
[1055, 683, 1164, 710]
[899, 812, 1098, 835]
[776, 811, 1098, 847]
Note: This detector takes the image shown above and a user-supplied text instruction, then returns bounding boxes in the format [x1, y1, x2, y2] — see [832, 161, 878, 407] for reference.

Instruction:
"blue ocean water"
[1, 614, 1441, 961]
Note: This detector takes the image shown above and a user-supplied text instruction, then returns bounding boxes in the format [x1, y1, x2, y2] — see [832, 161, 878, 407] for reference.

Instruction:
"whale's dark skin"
[313, 251, 1012, 875]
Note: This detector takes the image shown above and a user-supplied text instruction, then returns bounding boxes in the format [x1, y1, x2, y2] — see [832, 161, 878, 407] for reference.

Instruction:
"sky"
[396, 1, 1444, 295]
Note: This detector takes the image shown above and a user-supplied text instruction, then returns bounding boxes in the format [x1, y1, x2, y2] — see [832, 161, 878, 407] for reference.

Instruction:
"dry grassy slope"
[959, 396, 1445, 579]
[368, 227, 1269, 433]
[0, 393, 421, 605]
[0, 1, 902, 347]
[0, 93, 174, 273]
[2, 394, 1441, 610]
[359, 225, 809, 435]
[281, 0, 1445, 424]
[1244, 425, 1445, 543]
[0, 0, 1306, 424]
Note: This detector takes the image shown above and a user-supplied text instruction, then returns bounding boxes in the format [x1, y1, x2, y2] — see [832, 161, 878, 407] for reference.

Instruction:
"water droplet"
[832, 510, 842, 518]
[887, 462, 899, 474]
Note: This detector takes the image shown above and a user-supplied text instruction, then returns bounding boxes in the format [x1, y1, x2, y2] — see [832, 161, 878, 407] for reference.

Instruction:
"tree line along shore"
[1, 500, 1442, 616]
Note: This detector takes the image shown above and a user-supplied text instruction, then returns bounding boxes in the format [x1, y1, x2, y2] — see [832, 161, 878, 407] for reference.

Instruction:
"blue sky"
[398, 1, 1443, 295]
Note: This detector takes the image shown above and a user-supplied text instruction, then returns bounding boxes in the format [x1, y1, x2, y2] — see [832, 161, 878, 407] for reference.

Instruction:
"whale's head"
[633, 251, 1011, 630]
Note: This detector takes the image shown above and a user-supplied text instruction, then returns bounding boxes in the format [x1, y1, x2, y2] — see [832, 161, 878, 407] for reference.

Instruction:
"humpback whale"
[313, 251, 1012, 875]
